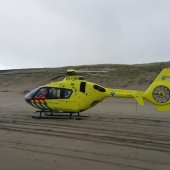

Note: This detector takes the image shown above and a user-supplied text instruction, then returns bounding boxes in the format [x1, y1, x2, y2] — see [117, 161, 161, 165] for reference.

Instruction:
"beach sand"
[0, 91, 170, 170]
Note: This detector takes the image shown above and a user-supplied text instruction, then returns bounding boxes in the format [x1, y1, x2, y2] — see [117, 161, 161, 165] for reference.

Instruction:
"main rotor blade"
[77, 70, 109, 73]
[85, 73, 116, 78]
[50, 74, 65, 81]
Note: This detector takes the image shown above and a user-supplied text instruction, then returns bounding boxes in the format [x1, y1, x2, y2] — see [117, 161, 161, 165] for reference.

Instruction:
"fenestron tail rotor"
[152, 85, 170, 103]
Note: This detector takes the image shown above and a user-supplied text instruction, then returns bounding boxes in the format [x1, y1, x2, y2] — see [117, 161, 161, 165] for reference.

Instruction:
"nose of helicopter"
[25, 89, 37, 103]
[24, 87, 44, 104]
[25, 93, 32, 103]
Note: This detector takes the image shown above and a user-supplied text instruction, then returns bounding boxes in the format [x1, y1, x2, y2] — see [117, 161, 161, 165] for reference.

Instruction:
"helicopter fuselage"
[25, 68, 170, 115]
[25, 76, 112, 113]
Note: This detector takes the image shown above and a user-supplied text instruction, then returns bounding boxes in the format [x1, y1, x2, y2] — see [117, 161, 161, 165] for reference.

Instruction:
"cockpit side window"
[48, 88, 72, 99]
[61, 89, 72, 98]
[34, 87, 48, 100]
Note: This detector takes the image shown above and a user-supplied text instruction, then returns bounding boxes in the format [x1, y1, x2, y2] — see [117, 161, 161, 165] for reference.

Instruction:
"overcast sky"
[0, 0, 170, 69]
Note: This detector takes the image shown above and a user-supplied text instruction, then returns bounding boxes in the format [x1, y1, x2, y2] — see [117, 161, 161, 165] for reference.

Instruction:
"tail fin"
[143, 68, 170, 111]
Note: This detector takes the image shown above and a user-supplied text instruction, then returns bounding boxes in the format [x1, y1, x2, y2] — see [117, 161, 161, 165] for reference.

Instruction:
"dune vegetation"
[0, 61, 170, 92]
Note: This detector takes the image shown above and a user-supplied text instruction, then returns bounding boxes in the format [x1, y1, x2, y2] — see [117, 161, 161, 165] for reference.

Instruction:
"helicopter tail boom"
[107, 89, 145, 106]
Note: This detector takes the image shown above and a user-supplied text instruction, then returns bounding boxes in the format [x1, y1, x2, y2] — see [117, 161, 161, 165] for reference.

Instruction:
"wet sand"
[0, 91, 170, 170]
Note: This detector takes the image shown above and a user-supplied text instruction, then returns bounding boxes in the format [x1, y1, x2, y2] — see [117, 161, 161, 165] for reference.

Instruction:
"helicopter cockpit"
[25, 86, 73, 103]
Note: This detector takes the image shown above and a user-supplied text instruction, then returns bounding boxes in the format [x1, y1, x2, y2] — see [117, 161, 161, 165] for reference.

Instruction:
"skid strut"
[70, 112, 80, 119]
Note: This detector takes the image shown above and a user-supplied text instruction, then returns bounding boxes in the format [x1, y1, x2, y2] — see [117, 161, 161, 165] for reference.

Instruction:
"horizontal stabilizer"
[132, 92, 144, 106]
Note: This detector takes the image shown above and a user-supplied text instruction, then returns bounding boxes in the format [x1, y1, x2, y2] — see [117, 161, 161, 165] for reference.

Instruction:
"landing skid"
[32, 110, 85, 120]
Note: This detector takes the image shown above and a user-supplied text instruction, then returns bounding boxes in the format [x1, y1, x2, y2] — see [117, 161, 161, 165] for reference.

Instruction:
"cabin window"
[48, 88, 60, 99]
[48, 88, 72, 99]
[93, 85, 106, 92]
[34, 87, 72, 99]
[80, 82, 86, 93]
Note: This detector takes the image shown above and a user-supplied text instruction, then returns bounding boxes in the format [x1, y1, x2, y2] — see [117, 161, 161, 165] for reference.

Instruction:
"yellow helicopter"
[25, 68, 170, 118]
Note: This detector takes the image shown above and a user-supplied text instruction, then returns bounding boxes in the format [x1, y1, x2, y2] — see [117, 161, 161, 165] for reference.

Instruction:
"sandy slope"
[0, 91, 170, 170]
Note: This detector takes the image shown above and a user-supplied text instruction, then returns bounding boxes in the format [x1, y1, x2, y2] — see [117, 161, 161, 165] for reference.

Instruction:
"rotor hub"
[152, 85, 170, 103]
[66, 69, 77, 76]
[159, 91, 165, 97]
